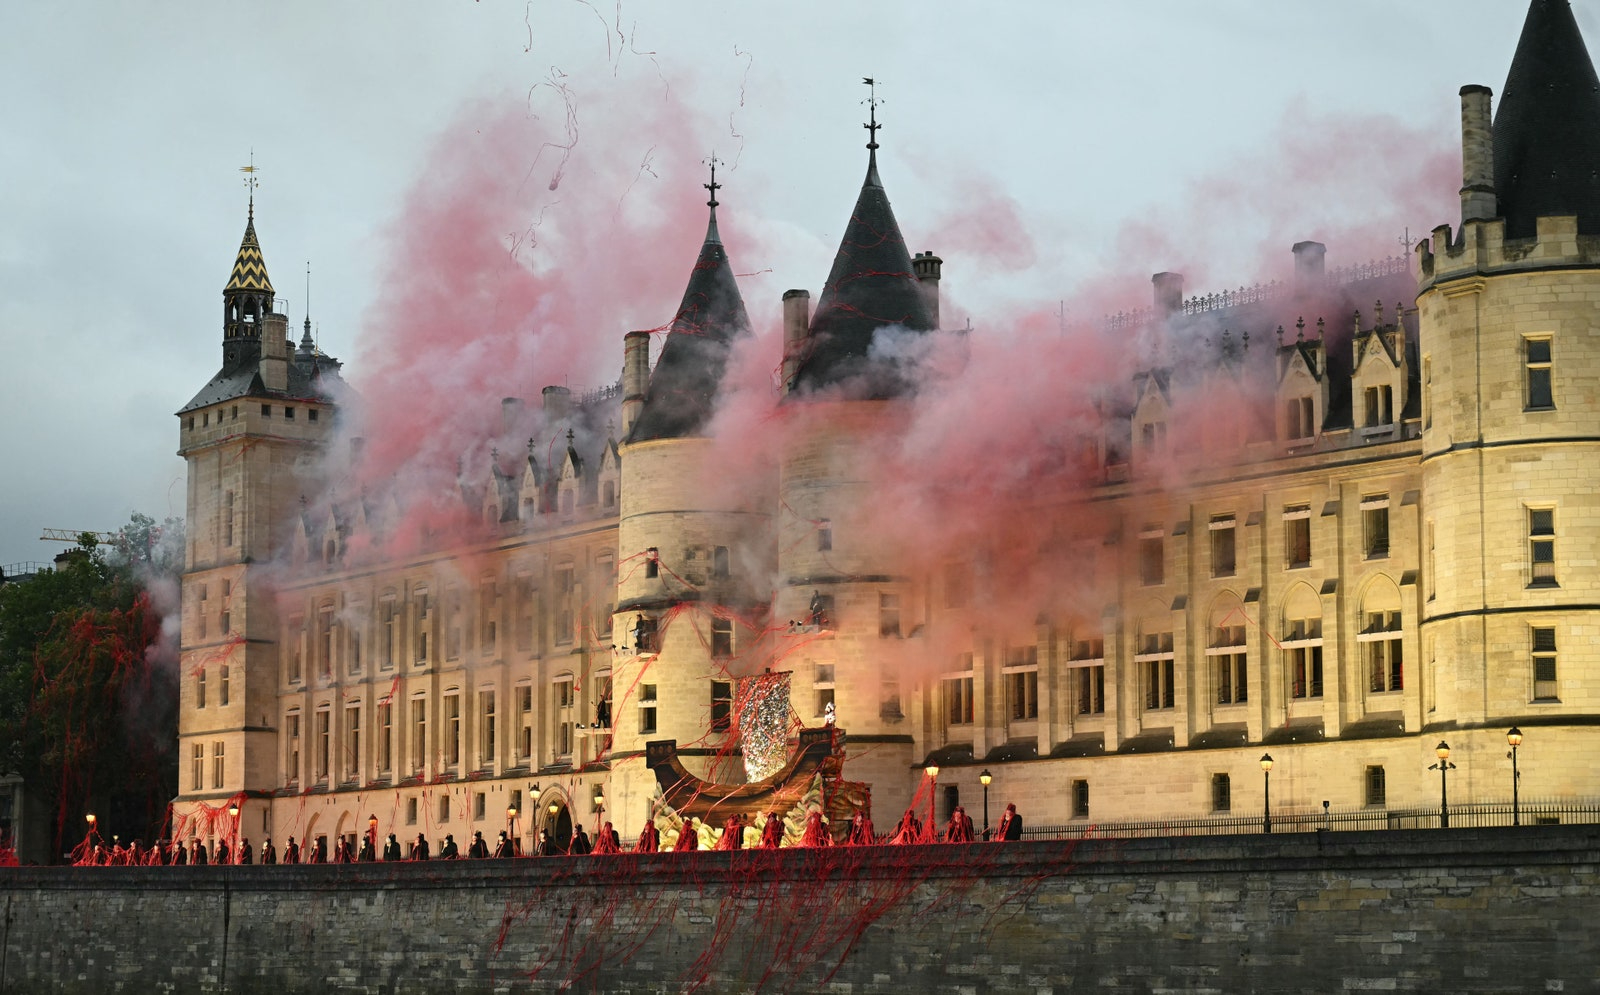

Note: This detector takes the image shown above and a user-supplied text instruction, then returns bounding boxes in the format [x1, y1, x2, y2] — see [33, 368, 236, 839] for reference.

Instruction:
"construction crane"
[40, 528, 119, 545]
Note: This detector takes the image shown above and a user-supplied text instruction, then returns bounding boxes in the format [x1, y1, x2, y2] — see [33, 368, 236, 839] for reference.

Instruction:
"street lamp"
[1259, 754, 1274, 834]
[1429, 741, 1456, 828]
[979, 768, 993, 840]
[1507, 727, 1523, 826]
[924, 764, 939, 836]
[529, 783, 541, 804]
[593, 784, 605, 812]
[228, 803, 240, 864]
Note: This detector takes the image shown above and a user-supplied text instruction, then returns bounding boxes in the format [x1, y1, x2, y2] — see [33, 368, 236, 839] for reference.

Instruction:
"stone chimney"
[541, 385, 572, 420]
[1152, 272, 1184, 319]
[781, 289, 811, 393]
[621, 330, 651, 437]
[913, 250, 943, 330]
[1292, 241, 1327, 289]
[1459, 84, 1498, 224]
[260, 311, 290, 392]
[501, 397, 525, 436]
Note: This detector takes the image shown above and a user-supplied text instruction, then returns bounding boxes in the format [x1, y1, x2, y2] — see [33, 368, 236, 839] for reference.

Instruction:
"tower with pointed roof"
[1416, 0, 1600, 760]
[773, 87, 946, 821]
[174, 201, 347, 836]
[610, 166, 775, 812]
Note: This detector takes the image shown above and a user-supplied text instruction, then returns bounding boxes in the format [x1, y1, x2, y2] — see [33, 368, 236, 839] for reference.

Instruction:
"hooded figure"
[382, 834, 402, 861]
[800, 811, 831, 848]
[569, 826, 592, 856]
[996, 803, 1023, 841]
[439, 834, 459, 860]
[410, 834, 430, 861]
[672, 818, 700, 852]
[238, 838, 254, 865]
[759, 812, 784, 849]
[283, 837, 300, 864]
[357, 836, 375, 862]
[634, 821, 660, 854]
[848, 812, 876, 846]
[260, 838, 277, 865]
[468, 831, 490, 859]
[496, 831, 517, 859]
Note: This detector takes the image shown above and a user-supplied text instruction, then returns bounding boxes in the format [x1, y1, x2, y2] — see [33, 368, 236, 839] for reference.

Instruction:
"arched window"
[1359, 578, 1403, 694]
[1281, 586, 1323, 699]
[1207, 594, 1247, 705]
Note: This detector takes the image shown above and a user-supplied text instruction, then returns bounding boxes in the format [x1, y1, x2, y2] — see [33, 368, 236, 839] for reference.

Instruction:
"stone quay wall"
[0, 827, 1594, 994]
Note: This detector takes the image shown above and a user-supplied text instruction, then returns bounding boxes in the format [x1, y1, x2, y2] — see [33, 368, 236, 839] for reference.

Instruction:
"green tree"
[0, 514, 183, 860]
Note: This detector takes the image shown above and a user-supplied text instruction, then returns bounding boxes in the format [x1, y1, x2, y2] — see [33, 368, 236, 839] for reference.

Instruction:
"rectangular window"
[710, 617, 733, 658]
[1533, 627, 1559, 700]
[261, 404, 271, 417]
[1366, 765, 1387, 807]
[445, 586, 463, 660]
[414, 587, 431, 664]
[1076, 665, 1106, 715]
[1210, 515, 1236, 577]
[212, 741, 225, 789]
[1214, 652, 1247, 704]
[1211, 773, 1231, 813]
[514, 574, 536, 653]
[640, 682, 659, 733]
[814, 687, 834, 718]
[410, 698, 428, 774]
[817, 520, 832, 552]
[1144, 659, 1175, 709]
[712, 545, 730, 579]
[438, 795, 450, 824]
[516, 685, 533, 761]
[196, 667, 207, 709]
[878, 593, 901, 638]
[1529, 508, 1556, 586]
[1361, 496, 1390, 559]
[406, 798, 418, 825]
[474, 792, 486, 820]
[192, 743, 204, 790]
[443, 693, 461, 767]
[1139, 531, 1164, 586]
[219, 664, 230, 707]
[1364, 384, 1394, 427]
[315, 708, 330, 782]
[710, 680, 733, 732]
[1526, 337, 1554, 409]
[349, 624, 361, 674]
[286, 712, 301, 784]
[344, 704, 360, 782]
[479, 579, 498, 654]
[1140, 421, 1167, 450]
[380, 598, 397, 670]
[1422, 357, 1432, 430]
[377, 703, 392, 774]
[1426, 521, 1436, 602]
[1364, 612, 1403, 693]
[1071, 780, 1089, 819]
[1284, 505, 1311, 568]
[479, 690, 496, 768]
[1290, 646, 1324, 699]
[1009, 669, 1038, 720]
[309, 408, 318, 422]
[285, 406, 295, 420]
[318, 605, 334, 679]
[1286, 396, 1314, 440]
[224, 491, 235, 548]
[944, 675, 975, 725]
[198, 584, 208, 639]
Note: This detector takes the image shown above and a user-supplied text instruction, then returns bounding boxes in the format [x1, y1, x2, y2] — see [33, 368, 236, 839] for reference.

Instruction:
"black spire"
[626, 162, 752, 443]
[790, 79, 936, 397]
[1494, 0, 1600, 239]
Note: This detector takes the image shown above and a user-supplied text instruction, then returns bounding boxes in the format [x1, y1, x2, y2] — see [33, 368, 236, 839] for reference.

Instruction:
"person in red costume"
[672, 818, 700, 852]
[945, 805, 975, 843]
[887, 810, 921, 845]
[799, 810, 831, 847]
[994, 803, 1023, 841]
[634, 820, 660, 853]
[713, 814, 744, 851]
[592, 821, 622, 854]
[848, 811, 876, 845]
[759, 811, 784, 849]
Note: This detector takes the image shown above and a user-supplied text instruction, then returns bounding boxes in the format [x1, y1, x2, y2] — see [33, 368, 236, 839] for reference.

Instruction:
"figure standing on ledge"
[714, 814, 743, 851]
[260, 838, 276, 865]
[569, 826, 592, 855]
[439, 834, 459, 859]
[760, 811, 784, 849]
[238, 838, 254, 865]
[358, 834, 375, 862]
[506, 831, 525, 858]
[309, 837, 328, 863]
[673, 818, 700, 852]
[800, 810, 831, 847]
[945, 805, 975, 843]
[410, 834, 430, 860]
[468, 831, 490, 859]
[593, 822, 622, 854]
[192, 839, 209, 865]
[283, 837, 300, 864]
[634, 821, 660, 853]
[887, 810, 920, 845]
[995, 803, 1023, 841]
[596, 693, 612, 729]
[848, 810, 876, 845]
[334, 837, 353, 863]
[382, 834, 401, 861]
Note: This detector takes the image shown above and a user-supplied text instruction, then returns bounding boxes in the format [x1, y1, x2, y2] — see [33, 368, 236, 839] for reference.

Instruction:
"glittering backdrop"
[736, 672, 792, 782]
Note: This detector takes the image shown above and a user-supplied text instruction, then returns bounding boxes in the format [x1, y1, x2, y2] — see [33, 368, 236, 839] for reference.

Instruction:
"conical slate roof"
[790, 150, 936, 397]
[627, 197, 752, 442]
[1494, 0, 1600, 239]
[225, 202, 274, 294]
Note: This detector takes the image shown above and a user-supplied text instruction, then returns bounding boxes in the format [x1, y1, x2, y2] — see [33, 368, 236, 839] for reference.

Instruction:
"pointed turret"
[790, 83, 937, 397]
[1494, 0, 1600, 239]
[626, 160, 753, 443]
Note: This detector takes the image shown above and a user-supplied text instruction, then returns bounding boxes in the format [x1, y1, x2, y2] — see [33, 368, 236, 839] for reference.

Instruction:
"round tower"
[1417, 0, 1600, 790]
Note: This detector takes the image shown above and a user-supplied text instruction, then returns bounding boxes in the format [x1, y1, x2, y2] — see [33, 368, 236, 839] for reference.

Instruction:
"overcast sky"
[0, 1, 1557, 567]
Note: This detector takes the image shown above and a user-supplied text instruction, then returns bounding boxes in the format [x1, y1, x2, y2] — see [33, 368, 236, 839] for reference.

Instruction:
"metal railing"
[1022, 798, 1600, 840]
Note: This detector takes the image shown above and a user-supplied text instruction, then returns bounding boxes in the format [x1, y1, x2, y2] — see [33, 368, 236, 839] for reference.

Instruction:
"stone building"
[175, 0, 1600, 851]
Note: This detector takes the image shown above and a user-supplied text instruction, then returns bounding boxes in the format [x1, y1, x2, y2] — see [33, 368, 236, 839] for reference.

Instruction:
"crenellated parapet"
[1416, 214, 1600, 292]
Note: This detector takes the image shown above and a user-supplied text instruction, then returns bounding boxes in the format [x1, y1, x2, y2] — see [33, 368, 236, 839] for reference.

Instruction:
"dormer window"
[1364, 385, 1394, 427]
[1285, 397, 1314, 439]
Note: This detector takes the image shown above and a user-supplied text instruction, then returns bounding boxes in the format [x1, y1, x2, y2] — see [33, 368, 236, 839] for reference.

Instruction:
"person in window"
[596, 694, 612, 729]
[569, 826, 592, 855]
[468, 831, 490, 859]
[381, 834, 401, 862]
[634, 820, 660, 854]
[438, 834, 459, 859]
[260, 837, 277, 865]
